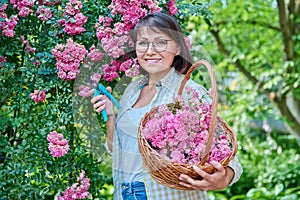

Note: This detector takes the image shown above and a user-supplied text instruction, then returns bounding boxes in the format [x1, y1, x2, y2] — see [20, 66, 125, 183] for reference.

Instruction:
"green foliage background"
[1, 0, 299, 199]
[185, 0, 300, 199]
[0, 0, 114, 199]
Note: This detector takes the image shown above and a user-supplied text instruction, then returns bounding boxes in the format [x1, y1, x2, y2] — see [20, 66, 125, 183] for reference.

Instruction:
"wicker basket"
[138, 60, 237, 190]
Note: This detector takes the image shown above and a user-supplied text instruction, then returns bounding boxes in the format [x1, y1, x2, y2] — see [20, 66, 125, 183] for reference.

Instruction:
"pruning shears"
[94, 83, 120, 122]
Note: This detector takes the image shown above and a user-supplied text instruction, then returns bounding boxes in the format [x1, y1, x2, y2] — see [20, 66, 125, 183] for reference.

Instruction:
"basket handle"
[178, 60, 218, 165]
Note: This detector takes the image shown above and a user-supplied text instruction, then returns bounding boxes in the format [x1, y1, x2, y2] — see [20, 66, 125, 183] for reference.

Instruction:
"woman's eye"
[156, 40, 168, 46]
[137, 41, 148, 46]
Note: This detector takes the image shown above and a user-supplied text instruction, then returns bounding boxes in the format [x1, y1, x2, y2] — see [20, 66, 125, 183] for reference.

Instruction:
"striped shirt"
[112, 67, 243, 200]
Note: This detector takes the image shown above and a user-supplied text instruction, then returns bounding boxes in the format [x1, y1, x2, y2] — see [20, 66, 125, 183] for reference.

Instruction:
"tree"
[191, 0, 300, 141]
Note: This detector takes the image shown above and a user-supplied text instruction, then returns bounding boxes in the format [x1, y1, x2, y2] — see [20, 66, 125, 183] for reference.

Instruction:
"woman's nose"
[146, 43, 156, 54]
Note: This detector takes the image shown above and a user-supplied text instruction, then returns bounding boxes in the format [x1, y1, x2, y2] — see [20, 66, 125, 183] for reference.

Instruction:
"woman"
[91, 12, 242, 200]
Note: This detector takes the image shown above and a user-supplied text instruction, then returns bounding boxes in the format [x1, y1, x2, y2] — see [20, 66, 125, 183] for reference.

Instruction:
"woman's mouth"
[145, 58, 161, 63]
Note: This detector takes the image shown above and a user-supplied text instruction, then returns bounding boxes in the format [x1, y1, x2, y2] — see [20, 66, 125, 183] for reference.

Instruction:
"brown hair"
[134, 12, 193, 74]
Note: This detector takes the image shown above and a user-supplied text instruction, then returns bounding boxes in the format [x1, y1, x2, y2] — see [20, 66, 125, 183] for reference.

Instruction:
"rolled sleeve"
[227, 154, 243, 186]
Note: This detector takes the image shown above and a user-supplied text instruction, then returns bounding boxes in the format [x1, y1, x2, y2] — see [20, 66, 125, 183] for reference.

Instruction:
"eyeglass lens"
[136, 39, 171, 52]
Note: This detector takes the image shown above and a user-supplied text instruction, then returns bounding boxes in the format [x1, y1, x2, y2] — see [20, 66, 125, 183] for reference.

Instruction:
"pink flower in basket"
[142, 86, 232, 165]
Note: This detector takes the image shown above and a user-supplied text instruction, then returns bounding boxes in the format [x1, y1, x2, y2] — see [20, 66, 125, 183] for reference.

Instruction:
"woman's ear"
[176, 47, 181, 55]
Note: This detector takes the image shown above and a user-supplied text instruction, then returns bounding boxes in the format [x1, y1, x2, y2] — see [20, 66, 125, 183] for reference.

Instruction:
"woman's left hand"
[178, 161, 234, 191]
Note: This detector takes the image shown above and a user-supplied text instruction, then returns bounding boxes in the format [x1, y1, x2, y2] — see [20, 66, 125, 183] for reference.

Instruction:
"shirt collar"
[136, 67, 183, 94]
[159, 67, 177, 87]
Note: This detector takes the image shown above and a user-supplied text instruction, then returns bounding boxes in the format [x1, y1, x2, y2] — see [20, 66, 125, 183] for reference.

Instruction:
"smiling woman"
[135, 27, 180, 80]
[133, 12, 192, 74]
[91, 12, 243, 200]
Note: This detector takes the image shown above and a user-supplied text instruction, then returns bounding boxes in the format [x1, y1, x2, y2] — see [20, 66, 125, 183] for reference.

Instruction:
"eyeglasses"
[136, 39, 174, 53]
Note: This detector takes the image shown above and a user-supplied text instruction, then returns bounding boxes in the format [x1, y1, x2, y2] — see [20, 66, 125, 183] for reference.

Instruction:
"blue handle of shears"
[97, 84, 120, 109]
[94, 88, 108, 122]
[94, 84, 120, 122]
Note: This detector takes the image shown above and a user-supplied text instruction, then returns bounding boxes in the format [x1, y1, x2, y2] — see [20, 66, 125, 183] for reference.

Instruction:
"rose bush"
[0, 0, 211, 198]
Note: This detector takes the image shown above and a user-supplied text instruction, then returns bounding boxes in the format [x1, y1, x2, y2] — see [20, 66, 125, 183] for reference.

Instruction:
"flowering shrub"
[52, 38, 88, 80]
[58, 171, 90, 200]
[143, 87, 232, 164]
[167, 0, 178, 15]
[58, 0, 88, 36]
[35, 5, 53, 21]
[87, 45, 104, 62]
[47, 131, 70, 158]
[0, 0, 211, 198]
[9, 0, 34, 18]
[30, 89, 47, 103]
[0, 3, 18, 37]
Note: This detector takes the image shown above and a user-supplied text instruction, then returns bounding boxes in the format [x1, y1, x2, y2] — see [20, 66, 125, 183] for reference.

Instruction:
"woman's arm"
[105, 114, 114, 152]
[91, 87, 115, 153]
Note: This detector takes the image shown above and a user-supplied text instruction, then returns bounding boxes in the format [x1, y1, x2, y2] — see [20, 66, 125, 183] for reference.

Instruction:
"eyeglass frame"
[135, 39, 175, 53]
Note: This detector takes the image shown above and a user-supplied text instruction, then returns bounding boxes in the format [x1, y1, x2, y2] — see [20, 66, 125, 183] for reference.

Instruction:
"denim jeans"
[121, 181, 148, 200]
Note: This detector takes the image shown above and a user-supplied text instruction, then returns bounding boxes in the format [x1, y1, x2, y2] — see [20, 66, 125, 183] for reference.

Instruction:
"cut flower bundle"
[142, 87, 232, 165]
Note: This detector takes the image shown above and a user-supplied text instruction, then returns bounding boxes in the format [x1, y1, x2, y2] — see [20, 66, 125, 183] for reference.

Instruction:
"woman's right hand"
[90, 87, 114, 117]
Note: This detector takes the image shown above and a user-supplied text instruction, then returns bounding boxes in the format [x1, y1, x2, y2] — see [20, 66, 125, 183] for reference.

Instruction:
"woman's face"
[135, 27, 180, 78]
